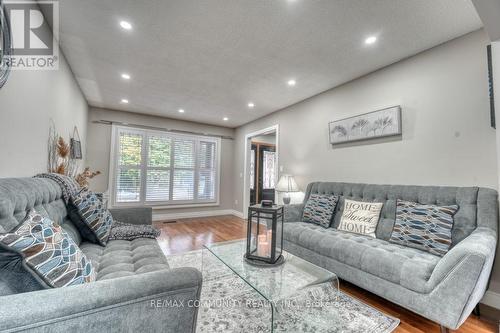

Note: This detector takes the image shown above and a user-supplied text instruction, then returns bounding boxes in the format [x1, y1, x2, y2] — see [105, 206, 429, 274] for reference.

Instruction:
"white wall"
[86, 107, 235, 219]
[233, 28, 500, 299]
[0, 53, 88, 177]
[233, 29, 498, 213]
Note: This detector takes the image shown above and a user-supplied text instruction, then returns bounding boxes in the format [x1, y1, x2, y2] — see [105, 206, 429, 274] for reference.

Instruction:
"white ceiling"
[55, 0, 483, 128]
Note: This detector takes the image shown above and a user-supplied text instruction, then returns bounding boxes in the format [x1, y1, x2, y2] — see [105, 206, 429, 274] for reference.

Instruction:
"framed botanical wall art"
[329, 105, 402, 145]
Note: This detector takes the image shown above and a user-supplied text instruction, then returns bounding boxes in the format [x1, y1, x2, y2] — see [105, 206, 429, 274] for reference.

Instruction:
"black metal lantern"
[245, 204, 284, 266]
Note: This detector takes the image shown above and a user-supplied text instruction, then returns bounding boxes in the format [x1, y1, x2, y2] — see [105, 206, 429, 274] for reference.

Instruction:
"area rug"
[167, 250, 400, 333]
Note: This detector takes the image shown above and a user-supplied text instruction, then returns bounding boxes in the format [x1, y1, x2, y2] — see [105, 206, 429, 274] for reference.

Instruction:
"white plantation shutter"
[116, 131, 143, 203]
[146, 135, 171, 201]
[172, 138, 195, 201]
[197, 141, 216, 200]
[113, 126, 219, 206]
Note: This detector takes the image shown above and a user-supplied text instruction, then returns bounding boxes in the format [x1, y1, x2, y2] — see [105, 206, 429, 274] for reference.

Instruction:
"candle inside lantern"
[257, 234, 268, 256]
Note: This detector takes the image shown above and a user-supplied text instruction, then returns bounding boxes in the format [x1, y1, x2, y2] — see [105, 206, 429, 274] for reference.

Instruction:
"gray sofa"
[283, 182, 498, 331]
[0, 178, 202, 332]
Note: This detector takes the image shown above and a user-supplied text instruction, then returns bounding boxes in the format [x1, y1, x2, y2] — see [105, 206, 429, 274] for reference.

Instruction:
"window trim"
[108, 125, 221, 209]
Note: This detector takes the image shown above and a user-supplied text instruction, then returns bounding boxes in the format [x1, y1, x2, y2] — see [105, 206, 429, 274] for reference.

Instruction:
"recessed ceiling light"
[223, 117, 229, 121]
[248, 103, 255, 108]
[365, 36, 377, 45]
[121, 99, 129, 104]
[178, 109, 185, 113]
[120, 21, 132, 30]
[287, 79, 296, 86]
[121, 73, 131, 80]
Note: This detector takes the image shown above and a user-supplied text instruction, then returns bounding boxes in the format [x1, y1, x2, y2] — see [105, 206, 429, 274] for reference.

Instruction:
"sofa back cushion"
[303, 182, 479, 245]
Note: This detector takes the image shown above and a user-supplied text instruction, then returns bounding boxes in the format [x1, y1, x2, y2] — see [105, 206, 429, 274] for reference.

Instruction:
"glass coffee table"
[203, 239, 340, 332]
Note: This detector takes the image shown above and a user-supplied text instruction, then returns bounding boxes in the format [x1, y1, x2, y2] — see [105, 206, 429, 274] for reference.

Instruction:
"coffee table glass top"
[203, 239, 338, 302]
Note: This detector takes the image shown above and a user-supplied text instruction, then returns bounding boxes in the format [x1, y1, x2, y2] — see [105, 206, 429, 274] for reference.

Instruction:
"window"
[262, 150, 276, 189]
[111, 126, 220, 206]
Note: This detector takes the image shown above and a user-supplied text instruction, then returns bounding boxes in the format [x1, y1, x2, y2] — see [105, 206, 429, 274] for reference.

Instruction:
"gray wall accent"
[86, 107, 235, 217]
[233, 30, 500, 294]
[0, 53, 88, 177]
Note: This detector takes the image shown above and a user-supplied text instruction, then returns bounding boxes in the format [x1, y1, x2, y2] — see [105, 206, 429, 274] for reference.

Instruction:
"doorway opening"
[243, 125, 279, 216]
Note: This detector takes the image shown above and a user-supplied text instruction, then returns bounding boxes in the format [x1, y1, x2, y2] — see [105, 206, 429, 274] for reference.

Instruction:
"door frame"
[243, 124, 279, 218]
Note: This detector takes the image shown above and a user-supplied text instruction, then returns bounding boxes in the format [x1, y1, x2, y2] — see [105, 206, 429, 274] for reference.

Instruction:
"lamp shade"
[275, 174, 299, 192]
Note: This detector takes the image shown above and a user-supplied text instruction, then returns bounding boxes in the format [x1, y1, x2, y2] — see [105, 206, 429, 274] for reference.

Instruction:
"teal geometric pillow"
[302, 194, 339, 228]
[70, 189, 113, 246]
[0, 211, 95, 289]
[389, 200, 459, 256]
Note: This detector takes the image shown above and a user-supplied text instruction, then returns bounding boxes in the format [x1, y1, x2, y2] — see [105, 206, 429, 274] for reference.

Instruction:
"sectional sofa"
[283, 182, 498, 331]
[0, 178, 202, 332]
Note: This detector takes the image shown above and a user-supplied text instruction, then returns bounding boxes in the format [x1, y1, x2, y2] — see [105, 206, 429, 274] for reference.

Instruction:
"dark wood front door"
[249, 142, 276, 205]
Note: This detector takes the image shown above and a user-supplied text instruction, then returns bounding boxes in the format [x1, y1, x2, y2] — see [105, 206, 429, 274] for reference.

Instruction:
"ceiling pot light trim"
[287, 79, 296, 86]
[365, 36, 377, 45]
[120, 20, 132, 30]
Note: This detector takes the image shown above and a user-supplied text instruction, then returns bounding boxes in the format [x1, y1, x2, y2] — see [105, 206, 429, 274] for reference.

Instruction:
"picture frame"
[329, 105, 402, 145]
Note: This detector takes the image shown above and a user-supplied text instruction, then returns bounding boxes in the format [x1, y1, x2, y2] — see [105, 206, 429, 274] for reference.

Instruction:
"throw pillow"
[0, 211, 95, 290]
[389, 200, 458, 256]
[302, 194, 339, 228]
[70, 189, 113, 246]
[337, 199, 383, 237]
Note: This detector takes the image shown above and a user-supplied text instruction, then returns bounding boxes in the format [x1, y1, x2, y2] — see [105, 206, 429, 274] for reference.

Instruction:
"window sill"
[151, 203, 220, 210]
[109, 202, 220, 210]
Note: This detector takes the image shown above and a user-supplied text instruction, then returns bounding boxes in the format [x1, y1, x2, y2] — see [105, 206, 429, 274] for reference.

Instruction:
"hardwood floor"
[155, 215, 498, 333]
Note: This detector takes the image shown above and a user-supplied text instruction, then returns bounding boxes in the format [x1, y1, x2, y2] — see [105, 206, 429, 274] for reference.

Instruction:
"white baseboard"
[153, 209, 245, 221]
[481, 290, 500, 309]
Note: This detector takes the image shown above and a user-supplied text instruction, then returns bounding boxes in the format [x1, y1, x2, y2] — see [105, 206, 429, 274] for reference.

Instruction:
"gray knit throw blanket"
[34, 173, 81, 204]
[108, 220, 161, 241]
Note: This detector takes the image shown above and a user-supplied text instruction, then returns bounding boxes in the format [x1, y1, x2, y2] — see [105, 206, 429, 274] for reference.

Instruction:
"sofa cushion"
[80, 238, 170, 281]
[337, 199, 383, 237]
[69, 189, 113, 246]
[389, 200, 458, 256]
[0, 211, 95, 291]
[302, 194, 339, 228]
[284, 222, 440, 293]
[305, 182, 478, 245]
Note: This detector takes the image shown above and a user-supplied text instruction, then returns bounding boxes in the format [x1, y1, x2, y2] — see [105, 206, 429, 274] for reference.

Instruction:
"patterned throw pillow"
[0, 211, 95, 289]
[70, 189, 113, 246]
[389, 200, 458, 256]
[337, 199, 383, 238]
[302, 194, 339, 228]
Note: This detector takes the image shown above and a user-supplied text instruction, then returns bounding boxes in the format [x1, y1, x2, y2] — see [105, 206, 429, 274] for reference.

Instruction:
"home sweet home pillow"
[337, 199, 383, 237]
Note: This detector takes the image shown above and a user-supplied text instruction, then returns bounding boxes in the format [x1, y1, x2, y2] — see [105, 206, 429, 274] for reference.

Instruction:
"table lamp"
[276, 174, 299, 204]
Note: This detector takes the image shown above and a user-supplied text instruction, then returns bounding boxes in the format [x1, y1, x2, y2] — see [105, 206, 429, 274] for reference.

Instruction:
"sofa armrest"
[0, 267, 202, 333]
[109, 207, 153, 225]
[284, 204, 304, 223]
[424, 227, 497, 328]
[429, 227, 496, 287]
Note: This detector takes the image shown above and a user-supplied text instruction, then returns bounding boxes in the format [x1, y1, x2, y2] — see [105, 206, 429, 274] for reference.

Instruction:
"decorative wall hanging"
[487, 45, 495, 129]
[329, 106, 402, 145]
[48, 121, 79, 177]
[0, 0, 12, 89]
[70, 126, 83, 159]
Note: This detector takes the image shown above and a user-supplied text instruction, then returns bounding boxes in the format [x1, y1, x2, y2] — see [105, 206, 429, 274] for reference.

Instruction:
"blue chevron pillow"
[389, 200, 458, 256]
[70, 189, 113, 246]
[302, 194, 339, 228]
